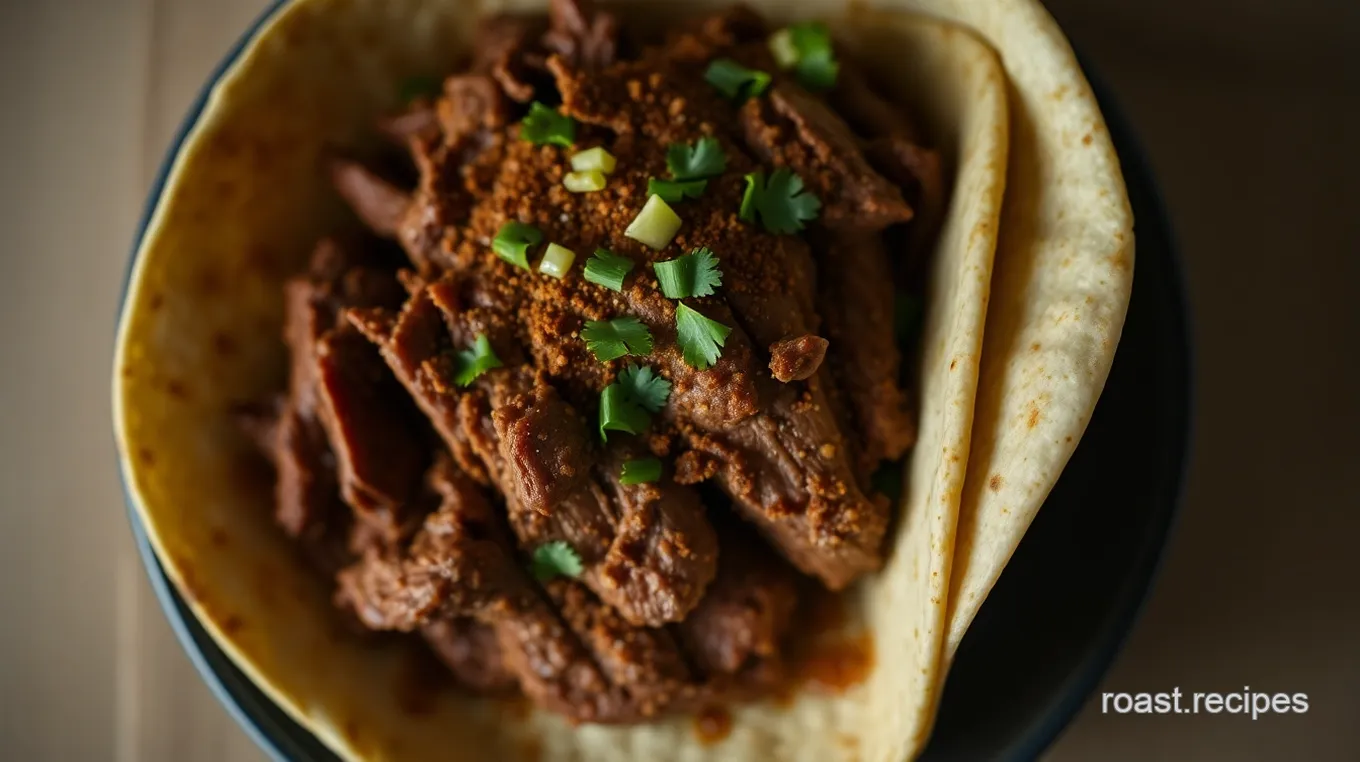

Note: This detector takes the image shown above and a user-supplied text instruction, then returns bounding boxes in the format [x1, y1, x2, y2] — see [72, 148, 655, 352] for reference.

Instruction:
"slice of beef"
[421, 618, 517, 694]
[474, 14, 549, 103]
[813, 231, 916, 474]
[329, 159, 410, 238]
[678, 527, 799, 676]
[543, 0, 619, 71]
[314, 325, 428, 518]
[740, 83, 913, 232]
[377, 103, 439, 145]
[769, 335, 829, 383]
[437, 75, 510, 145]
[546, 580, 693, 719]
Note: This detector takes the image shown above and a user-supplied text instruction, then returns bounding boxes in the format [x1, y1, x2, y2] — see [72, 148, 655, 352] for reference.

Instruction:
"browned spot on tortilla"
[137, 447, 155, 467]
[1109, 251, 1131, 271]
[1027, 403, 1042, 429]
[209, 528, 229, 548]
[838, 733, 861, 751]
[1049, 85, 1069, 100]
[121, 366, 135, 379]
[197, 266, 224, 296]
[1030, 342, 1042, 352]
[147, 292, 164, 311]
[242, 244, 280, 276]
[211, 331, 238, 357]
[949, 358, 957, 371]
[796, 633, 875, 694]
[342, 718, 361, 743]
[989, 474, 1004, 492]
[1066, 436, 1074, 443]
[519, 737, 543, 762]
[211, 176, 236, 200]
[1082, 133, 1093, 145]
[694, 705, 733, 745]
[221, 614, 245, 635]
[165, 378, 188, 400]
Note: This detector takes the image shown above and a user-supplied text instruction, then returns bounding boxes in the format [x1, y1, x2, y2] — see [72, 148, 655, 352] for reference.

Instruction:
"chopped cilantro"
[666, 137, 728, 181]
[581, 317, 654, 363]
[452, 334, 503, 387]
[617, 364, 671, 413]
[619, 458, 663, 485]
[583, 249, 635, 292]
[770, 23, 840, 91]
[674, 303, 732, 370]
[520, 101, 576, 148]
[705, 58, 772, 102]
[739, 168, 822, 235]
[648, 178, 708, 204]
[653, 248, 723, 299]
[492, 221, 543, 270]
[531, 541, 583, 582]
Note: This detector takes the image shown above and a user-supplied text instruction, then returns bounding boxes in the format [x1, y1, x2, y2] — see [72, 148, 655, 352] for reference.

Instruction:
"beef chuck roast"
[244, 4, 941, 723]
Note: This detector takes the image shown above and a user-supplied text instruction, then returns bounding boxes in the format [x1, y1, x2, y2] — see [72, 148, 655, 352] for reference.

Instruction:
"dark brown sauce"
[796, 633, 876, 693]
[774, 586, 876, 703]
[693, 704, 733, 745]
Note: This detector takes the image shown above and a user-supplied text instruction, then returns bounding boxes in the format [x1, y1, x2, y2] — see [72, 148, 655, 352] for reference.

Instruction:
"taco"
[112, 0, 1131, 760]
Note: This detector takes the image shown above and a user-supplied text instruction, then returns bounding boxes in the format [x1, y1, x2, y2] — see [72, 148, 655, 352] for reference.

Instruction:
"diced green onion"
[619, 458, 663, 485]
[492, 221, 543, 270]
[598, 383, 650, 440]
[739, 172, 761, 222]
[564, 169, 607, 193]
[625, 195, 683, 250]
[570, 147, 618, 174]
[538, 243, 577, 279]
[768, 29, 799, 69]
[704, 58, 772, 102]
[648, 178, 708, 204]
[584, 249, 635, 292]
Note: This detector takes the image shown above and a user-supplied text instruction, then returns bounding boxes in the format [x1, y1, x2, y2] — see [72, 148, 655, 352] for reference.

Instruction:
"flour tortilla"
[112, 0, 1129, 760]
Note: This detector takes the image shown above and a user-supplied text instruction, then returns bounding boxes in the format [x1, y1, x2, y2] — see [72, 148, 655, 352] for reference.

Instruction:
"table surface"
[2, 0, 1356, 759]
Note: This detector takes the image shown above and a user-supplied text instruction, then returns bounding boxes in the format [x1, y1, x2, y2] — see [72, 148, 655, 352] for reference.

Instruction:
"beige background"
[1, 0, 1356, 759]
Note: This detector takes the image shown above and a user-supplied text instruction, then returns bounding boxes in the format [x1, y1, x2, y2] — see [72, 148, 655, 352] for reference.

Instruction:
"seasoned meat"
[544, 0, 619, 70]
[740, 83, 914, 232]
[813, 231, 916, 474]
[421, 619, 517, 693]
[329, 159, 410, 238]
[377, 103, 439, 144]
[678, 529, 799, 675]
[769, 335, 829, 383]
[474, 14, 548, 102]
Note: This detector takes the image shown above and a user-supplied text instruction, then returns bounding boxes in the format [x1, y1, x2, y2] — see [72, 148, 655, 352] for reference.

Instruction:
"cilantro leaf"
[492, 221, 543, 270]
[796, 48, 840, 91]
[452, 334, 503, 386]
[740, 168, 822, 235]
[598, 383, 651, 439]
[705, 59, 772, 102]
[648, 178, 708, 204]
[619, 458, 663, 485]
[674, 303, 732, 370]
[653, 248, 723, 299]
[520, 101, 576, 148]
[666, 137, 728, 181]
[531, 541, 584, 582]
[617, 364, 671, 413]
[581, 317, 654, 363]
[584, 249, 635, 292]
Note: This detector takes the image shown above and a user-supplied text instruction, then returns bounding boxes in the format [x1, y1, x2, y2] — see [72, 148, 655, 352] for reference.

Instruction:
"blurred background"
[1, 0, 1356, 759]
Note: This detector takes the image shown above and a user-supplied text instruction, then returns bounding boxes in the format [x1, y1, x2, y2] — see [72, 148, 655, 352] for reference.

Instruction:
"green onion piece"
[399, 75, 442, 103]
[674, 303, 732, 370]
[453, 334, 503, 386]
[768, 29, 799, 69]
[665, 137, 727, 181]
[581, 316, 654, 363]
[531, 541, 583, 582]
[625, 195, 683, 250]
[619, 458, 663, 485]
[583, 249, 634, 292]
[538, 243, 577, 279]
[617, 364, 671, 413]
[492, 221, 543, 270]
[570, 147, 618, 174]
[796, 48, 840, 91]
[598, 383, 651, 439]
[739, 172, 761, 222]
[520, 101, 576, 147]
[704, 58, 772, 102]
[564, 169, 607, 193]
[653, 247, 723, 299]
[647, 178, 708, 204]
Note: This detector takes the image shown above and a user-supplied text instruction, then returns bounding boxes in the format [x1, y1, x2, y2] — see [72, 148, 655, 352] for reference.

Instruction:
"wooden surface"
[1, 0, 1355, 759]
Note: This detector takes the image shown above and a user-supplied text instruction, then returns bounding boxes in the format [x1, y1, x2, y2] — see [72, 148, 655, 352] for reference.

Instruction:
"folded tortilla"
[112, 0, 1131, 760]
